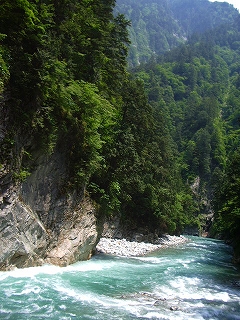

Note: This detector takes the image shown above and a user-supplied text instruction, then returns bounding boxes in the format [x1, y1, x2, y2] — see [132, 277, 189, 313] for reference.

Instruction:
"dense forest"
[127, 6, 240, 258]
[115, 0, 239, 66]
[0, 0, 239, 261]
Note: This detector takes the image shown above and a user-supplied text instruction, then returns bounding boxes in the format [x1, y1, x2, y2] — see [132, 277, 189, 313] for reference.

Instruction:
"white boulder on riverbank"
[96, 235, 187, 257]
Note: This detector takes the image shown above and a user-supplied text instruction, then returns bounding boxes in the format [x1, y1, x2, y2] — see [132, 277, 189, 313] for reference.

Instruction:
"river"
[0, 237, 240, 319]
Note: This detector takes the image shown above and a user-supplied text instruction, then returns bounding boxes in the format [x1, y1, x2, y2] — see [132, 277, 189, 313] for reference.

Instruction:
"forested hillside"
[0, 0, 240, 266]
[116, 0, 239, 66]
[132, 15, 240, 260]
[0, 0, 198, 248]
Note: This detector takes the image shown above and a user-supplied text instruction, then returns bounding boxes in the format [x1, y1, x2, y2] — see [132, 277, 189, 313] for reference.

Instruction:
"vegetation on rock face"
[0, 0, 129, 182]
[0, 0, 195, 237]
[0, 0, 240, 257]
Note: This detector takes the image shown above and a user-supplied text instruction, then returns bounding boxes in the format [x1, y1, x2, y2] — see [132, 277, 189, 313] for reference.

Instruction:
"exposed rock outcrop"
[45, 198, 98, 267]
[0, 148, 99, 270]
[0, 187, 48, 270]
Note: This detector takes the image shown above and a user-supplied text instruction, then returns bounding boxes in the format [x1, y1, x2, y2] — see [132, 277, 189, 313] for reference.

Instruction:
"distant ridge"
[115, 0, 239, 66]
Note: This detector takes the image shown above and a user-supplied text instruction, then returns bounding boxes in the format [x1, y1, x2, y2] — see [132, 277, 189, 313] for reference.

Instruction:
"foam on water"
[0, 264, 63, 280]
[51, 280, 162, 320]
[133, 256, 174, 268]
[0, 258, 110, 282]
[0, 237, 240, 320]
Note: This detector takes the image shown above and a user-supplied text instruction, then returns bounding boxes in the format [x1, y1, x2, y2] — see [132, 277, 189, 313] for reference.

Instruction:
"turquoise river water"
[0, 237, 240, 320]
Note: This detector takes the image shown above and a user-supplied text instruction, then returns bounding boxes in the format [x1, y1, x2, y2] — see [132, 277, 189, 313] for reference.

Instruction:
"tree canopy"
[0, 0, 240, 251]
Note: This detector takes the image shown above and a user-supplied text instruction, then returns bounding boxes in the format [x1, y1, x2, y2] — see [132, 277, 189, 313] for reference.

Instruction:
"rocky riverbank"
[96, 235, 187, 257]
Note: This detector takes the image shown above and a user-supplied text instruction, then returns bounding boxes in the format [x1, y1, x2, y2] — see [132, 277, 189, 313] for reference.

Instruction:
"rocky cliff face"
[0, 146, 99, 271]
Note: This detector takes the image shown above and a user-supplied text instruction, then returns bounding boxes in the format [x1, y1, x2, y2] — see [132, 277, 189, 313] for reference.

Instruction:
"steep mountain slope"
[0, 0, 129, 269]
[0, 0, 195, 269]
[116, 0, 239, 66]
[133, 15, 240, 260]
[0, 0, 239, 270]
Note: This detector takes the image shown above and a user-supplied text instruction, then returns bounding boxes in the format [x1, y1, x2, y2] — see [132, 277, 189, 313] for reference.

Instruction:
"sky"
[209, 0, 240, 11]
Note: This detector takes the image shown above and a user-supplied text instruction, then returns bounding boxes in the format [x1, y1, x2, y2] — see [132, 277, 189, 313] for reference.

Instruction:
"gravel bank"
[96, 235, 187, 257]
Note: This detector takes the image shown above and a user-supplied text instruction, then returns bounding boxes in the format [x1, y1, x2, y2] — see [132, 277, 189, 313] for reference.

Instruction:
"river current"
[0, 237, 240, 320]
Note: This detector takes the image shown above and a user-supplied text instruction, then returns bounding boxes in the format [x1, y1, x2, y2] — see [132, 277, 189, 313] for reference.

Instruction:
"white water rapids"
[0, 237, 240, 319]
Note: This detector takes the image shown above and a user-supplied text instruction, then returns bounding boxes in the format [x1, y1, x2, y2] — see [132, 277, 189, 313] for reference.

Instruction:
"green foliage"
[13, 168, 31, 182]
[211, 72, 240, 254]
[61, 80, 119, 184]
[88, 76, 195, 234]
[133, 25, 240, 191]
[212, 149, 240, 245]
[0, 41, 9, 93]
[116, 0, 239, 66]
[131, 13, 240, 239]
[2, 0, 239, 240]
[0, 0, 127, 183]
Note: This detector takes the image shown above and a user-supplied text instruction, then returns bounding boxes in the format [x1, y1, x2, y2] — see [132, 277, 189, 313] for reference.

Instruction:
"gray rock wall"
[0, 149, 99, 270]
